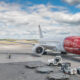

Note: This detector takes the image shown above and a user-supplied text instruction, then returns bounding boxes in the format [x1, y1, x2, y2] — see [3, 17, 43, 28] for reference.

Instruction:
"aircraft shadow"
[47, 52, 80, 63]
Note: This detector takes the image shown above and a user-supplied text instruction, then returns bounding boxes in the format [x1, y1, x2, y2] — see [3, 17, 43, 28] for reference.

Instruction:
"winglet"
[38, 25, 43, 38]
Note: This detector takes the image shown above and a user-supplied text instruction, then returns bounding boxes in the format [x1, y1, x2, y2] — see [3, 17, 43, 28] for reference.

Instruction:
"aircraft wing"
[44, 45, 57, 51]
[38, 40, 60, 51]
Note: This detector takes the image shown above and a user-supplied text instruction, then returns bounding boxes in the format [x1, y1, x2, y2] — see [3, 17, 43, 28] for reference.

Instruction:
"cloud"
[63, 0, 80, 5]
[76, 4, 80, 8]
[0, 1, 80, 39]
[53, 12, 80, 25]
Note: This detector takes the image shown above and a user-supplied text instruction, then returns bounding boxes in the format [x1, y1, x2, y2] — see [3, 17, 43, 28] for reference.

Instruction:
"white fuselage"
[39, 36, 66, 52]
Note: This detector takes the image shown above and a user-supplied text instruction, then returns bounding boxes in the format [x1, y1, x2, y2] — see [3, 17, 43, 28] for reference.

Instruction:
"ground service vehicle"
[48, 56, 62, 66]
[61, 62, 77, 75]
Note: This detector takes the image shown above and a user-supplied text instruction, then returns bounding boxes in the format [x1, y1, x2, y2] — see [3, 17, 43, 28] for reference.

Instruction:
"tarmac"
[0, 43, 79, 80]
[0, 44, 79, 67]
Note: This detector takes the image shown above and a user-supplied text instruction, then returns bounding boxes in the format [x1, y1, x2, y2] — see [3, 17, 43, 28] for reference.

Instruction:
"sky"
[0, 0, 80, 39]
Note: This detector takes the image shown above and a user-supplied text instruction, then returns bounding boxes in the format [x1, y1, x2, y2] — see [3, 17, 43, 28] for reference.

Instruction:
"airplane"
[32, 25, 80, 55]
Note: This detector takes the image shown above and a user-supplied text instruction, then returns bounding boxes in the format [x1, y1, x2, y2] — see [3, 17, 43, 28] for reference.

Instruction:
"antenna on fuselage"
[38, 25, 43, 38]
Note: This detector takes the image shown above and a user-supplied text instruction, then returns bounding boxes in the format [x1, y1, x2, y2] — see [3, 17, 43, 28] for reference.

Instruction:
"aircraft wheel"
[43, 51, 47, 55]
[61, 52, 67, 54]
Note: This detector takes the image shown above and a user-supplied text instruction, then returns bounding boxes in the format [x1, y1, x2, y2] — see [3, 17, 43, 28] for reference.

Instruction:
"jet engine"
[32, 44, 45, 55]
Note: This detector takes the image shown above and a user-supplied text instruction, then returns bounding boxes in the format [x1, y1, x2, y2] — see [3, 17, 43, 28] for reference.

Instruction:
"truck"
[61, 62, 77, 75]
[48, 56, 62, 66]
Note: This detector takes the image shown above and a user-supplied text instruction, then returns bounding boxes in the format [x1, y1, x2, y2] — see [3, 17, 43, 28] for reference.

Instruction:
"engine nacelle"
[32, 44, 45, 55]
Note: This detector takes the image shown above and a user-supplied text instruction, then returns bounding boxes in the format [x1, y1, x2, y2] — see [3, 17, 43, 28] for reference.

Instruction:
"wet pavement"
[0, 44, 79, 80]
[0, 61, 79, 80]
